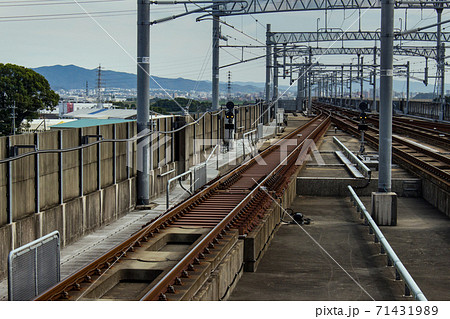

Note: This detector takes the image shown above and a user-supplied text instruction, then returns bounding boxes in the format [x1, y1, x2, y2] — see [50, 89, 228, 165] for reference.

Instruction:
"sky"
[1, 0, 449, 93]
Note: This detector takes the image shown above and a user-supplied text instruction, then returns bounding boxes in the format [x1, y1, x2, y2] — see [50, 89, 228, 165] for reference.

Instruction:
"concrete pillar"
[371, 192, 397, 226]
[265, 24, 272, 119]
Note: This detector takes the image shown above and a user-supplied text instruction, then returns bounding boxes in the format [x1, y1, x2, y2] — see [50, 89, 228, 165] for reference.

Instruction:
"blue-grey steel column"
[406, 61, 410, 114]
[273, 47, 279, 117]
[436, 4, 445, 121]
[265, 24, 272, 119]
[372, 46, 377, 112]
[378, 0, 394, 192]
[137, 0, 150, 205]
[349, 63, 353, 99]
[212, 3, 220, 110]
[307, 48, 312, 116]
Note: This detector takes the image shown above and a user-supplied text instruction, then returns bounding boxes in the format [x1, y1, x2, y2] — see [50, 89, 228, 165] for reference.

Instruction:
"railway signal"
[358, 102, 368, 154]
[224, 101, 235, 145]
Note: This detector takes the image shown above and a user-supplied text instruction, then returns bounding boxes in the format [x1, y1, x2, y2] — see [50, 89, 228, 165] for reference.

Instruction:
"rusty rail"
[34, 111, 331, 301]
[316, 103, 450, 191]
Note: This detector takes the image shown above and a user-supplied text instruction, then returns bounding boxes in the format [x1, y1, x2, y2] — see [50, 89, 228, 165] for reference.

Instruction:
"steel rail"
[34, 112, 330, 301]
[141, 112, 331, 300]
[327, 109, 450, 190]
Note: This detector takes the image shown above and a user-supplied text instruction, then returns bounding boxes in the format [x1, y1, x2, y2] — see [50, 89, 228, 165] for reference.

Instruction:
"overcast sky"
[1, 0, 449, 92]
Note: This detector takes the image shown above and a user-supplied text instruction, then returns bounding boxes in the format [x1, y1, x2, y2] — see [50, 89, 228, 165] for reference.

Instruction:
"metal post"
[436, 4, 445, 120]
[379, 0, 394, 192]
[6, 137, 13, 224]
[97, 126, 101, 190]
[112, 124, 117, 184]
[35, 134, 40, 213]
[265, 24, 272, 119]
[350, 63, 353, 102]
[406, 61, 410, 114]
[360, 56, 364, 101]
[308, 49, 312, 116]
[59, 130, 64, 205]
[373, 46, 377, 112]
[79, 128, 84, 197]
[126, 122, 131, 179]
[297, 68, 303, 111]
[212, 3, 220, 110]
[273, 47, 279, 121]
[137, 0, 150, 205]
[341, 66, 344, 107]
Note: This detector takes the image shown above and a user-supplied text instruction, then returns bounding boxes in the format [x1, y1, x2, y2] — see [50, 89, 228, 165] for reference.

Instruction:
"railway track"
[315, 102, 450, 192]
[34, 111, 331, 301]
[327, 105, 450, 150]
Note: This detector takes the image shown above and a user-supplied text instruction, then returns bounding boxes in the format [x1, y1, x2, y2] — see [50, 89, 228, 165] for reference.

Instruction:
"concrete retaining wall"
[296, 177, 422, 197]
[422, 179, 450, 217]
[0, 105, 265, 282]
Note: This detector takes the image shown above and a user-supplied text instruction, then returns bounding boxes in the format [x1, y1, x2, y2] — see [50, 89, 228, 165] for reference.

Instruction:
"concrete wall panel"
[103, 185, 116, 223]
[63, 167, 80, 201]
[118, 179, 131, 215]
[40, 206, 64, 242]
[0, 225, 12, 280]
[85, 191, 101, 232]
[64, 198, 83, 245]
[40, 172, 60, 210]
[14, 214, 38, 249]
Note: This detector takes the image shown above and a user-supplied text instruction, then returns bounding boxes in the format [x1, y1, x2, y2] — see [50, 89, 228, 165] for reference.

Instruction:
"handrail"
[347, 185, 427, 301]
[166, 171, 193, 210]
[333, 137, 371, 178]
[242, 129, 257, 159]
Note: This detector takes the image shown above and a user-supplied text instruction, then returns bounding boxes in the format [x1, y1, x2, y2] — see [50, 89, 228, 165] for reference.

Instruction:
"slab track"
[34, 111, 331, 301]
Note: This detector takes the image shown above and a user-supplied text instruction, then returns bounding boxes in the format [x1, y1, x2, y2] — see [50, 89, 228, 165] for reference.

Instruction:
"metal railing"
[334, 136, 371, 178]
[166, 171, 193, 210]
[347, 185, 427, 301]
[242, 129, 257, 159]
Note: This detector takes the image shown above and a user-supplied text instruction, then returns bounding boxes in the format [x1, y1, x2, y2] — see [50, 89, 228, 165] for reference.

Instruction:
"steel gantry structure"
[268, 31, 450, 44]
[136, 0, 450, 202]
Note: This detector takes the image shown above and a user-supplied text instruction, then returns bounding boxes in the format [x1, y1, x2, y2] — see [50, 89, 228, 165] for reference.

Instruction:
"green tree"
[0, 63, 59, 135]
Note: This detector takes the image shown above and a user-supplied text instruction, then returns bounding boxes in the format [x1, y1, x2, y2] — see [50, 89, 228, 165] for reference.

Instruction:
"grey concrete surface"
[230, 196, 405, 301]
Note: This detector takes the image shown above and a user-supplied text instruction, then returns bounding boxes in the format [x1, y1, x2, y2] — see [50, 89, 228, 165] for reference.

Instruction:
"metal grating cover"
[8, 231, 60, 301]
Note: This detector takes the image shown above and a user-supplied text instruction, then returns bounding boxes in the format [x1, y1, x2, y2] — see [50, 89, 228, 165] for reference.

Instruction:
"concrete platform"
[230, 196, 450, 301]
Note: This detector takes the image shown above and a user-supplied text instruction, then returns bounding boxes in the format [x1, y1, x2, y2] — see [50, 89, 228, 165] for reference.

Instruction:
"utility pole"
[372, 46, 377, 112]
[341, 65, 344, 107]
[273, 47, 279, 120]
[436, 2, 446, 120]
[308, 48, 312, 116]
[137, 0, 151, 205]
[97, 64, 103, 109]
[360, 56, 364, 101]
[406, 61, 410, 114]
[297, 67, 304, 111]
[265, 24, 272, 119]
[212, 2, 220, 110]
[350, 63, 353, 107]
[379, 0, 394, 193]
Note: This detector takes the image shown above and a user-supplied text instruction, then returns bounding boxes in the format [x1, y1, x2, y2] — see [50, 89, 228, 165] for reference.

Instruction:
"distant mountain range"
[33, 64, 440, 95]
[33, 65, 264, 94]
